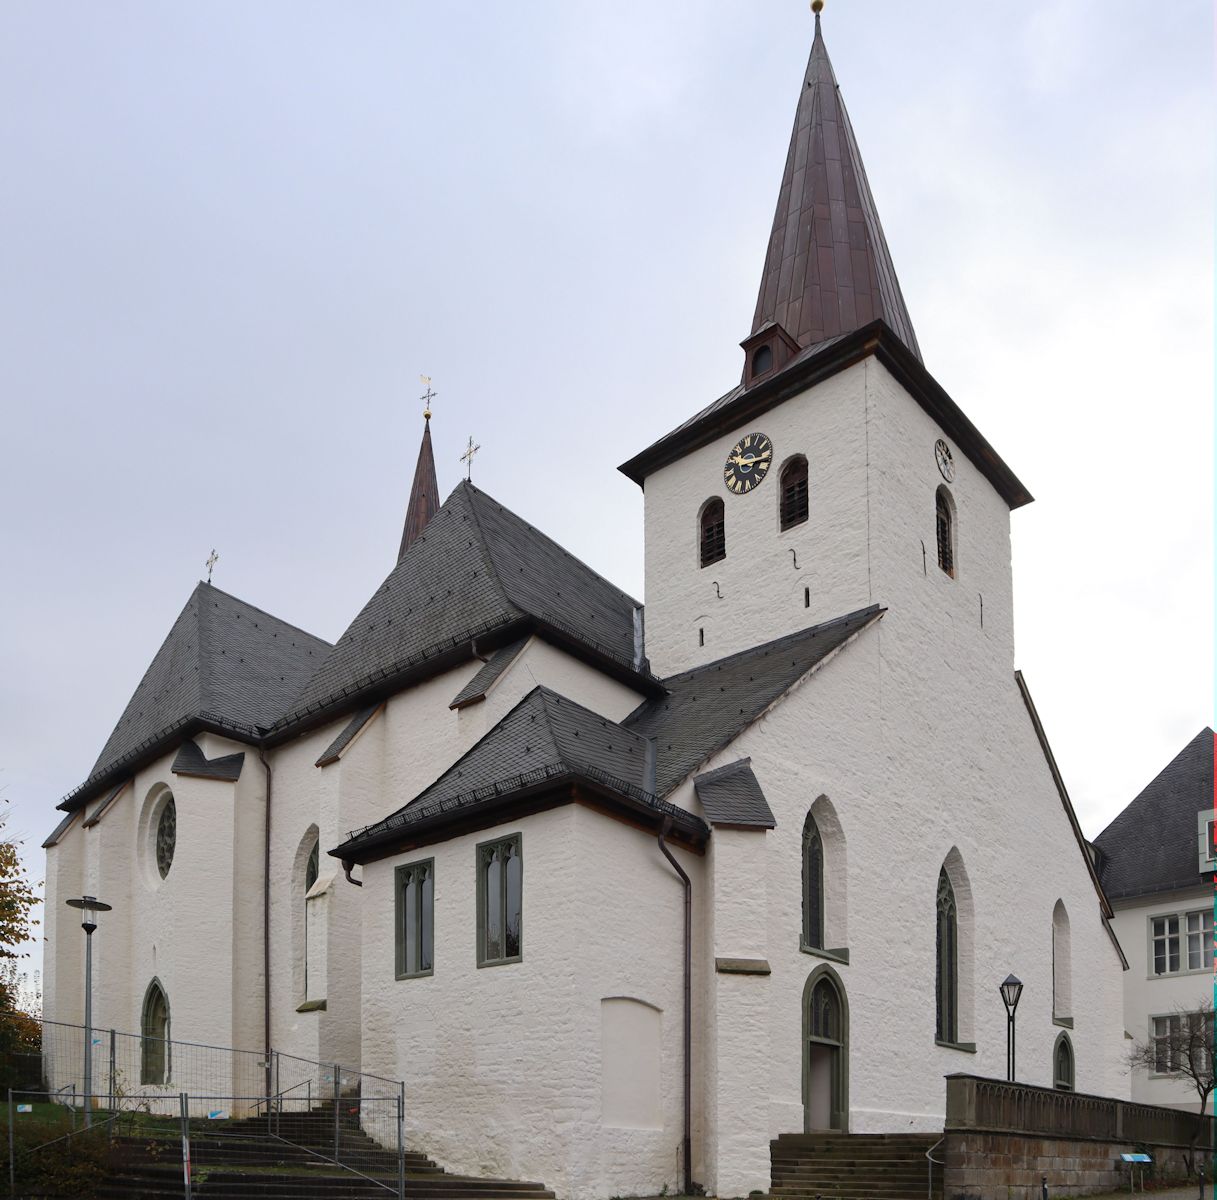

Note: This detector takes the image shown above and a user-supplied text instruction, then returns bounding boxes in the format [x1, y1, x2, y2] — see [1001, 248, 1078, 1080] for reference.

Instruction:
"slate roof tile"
[625, 605, 882, 796]
[316, 705, 382, 768]
[693, 758, 776, 828]
[1093, 728, 1215, 901]
[171, 740, 246, 782]
[449, 639, 528, 710]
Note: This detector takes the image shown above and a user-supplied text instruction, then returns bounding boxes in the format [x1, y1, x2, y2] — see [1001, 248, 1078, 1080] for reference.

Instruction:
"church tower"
[398, 405, 441, 561]
[621, 7, 1031, 679]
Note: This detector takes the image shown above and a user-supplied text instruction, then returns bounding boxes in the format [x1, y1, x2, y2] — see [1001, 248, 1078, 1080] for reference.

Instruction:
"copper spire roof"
[398, 417, 441, 561]
[751, 13, 921, 361]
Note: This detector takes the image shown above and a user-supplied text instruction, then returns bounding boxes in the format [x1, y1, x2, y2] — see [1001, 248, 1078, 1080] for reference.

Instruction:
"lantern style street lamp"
[65, 896, 112, 1129]
[999, 974, 1023, 1082]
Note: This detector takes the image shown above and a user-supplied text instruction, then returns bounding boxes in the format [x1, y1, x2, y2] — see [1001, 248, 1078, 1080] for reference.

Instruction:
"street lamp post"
[65, 896, 112, 1129]
[999, 974, 1024, 1083]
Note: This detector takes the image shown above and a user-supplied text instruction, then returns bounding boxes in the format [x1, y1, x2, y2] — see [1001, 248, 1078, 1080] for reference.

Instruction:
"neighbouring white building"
[43, 12, 1130, 1199]
[1093, 728, 1216, 1113]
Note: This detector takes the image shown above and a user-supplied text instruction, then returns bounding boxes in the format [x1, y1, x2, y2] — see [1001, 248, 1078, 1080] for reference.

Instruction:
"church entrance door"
[803, 970, 847, 1132]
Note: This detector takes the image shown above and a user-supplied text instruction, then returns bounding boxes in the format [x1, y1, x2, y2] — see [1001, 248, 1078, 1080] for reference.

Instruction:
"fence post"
[332, 1064, 340, 1164]
[8, 1088, 14, 1198]
[108, 1030, 116, 1110]
[397, 1083, 406, 1200]
[179, 1092, 192, 1200]
[273, 1052, 281, 1137]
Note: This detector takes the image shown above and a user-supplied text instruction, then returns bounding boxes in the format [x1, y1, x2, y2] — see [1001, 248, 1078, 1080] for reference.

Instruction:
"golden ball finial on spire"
[811, 0, 824, 13]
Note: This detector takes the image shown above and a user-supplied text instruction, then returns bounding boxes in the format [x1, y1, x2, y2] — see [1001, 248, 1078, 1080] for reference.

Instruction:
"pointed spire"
[750, 9, 921, 361]
[398, 415, 440, 561]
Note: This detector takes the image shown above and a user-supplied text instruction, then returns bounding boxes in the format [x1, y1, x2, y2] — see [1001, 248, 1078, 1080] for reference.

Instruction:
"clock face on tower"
[723, 432, 774, 495]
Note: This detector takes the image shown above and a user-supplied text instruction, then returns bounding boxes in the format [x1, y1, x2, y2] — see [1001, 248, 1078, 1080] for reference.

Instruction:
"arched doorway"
[140, 979, 170, 1085]
[802, 967, 848, 1132]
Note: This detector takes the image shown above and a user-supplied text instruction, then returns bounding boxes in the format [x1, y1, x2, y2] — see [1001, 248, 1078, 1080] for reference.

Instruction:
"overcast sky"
[1, 1, 1212, 967]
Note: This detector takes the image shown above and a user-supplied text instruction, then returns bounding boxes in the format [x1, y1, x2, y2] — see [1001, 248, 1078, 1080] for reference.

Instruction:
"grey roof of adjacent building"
[61, 583, 331, 811]
[625, 605, 883, 797]
[171, 740, 246, 782]
[336, 686, 706, 858]
[449, 639, 529, 710]
[315, 704, 382, 767]
[1093, 727, 1215, 902]
[280, 482, 652, 731]
[693, 758, 776, 828]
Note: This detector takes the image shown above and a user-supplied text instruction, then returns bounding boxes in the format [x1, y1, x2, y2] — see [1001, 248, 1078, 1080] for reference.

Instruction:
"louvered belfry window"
[780, 458, 809, 531]
[936, 488, 955, 578]
[700, 499, 726, 567]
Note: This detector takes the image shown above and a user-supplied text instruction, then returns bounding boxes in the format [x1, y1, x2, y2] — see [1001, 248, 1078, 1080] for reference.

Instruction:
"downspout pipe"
[342, 860, 363, 887]
[258, 746, 273, 1105]
[658, 815, 693, 1196]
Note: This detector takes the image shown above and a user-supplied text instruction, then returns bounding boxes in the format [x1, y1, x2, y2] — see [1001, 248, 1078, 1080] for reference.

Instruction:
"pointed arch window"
[1054, 1032, 1075, 1091]
[700, 499, 726, 568]
[305, 839, 320, 894]
[936, 487, 955, 578]
[781, 458, 809, 531]
[936, 868, 958, 1043]
[803, 813, 824, 951]
[140, 980, 170, 1085]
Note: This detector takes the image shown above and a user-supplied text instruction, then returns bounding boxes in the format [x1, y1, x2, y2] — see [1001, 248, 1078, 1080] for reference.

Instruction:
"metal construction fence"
[0, 1013, 408, 1197]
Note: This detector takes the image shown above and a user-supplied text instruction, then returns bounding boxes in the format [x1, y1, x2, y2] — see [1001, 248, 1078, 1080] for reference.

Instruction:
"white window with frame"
[1151, 1013, 1212, 1076]
[1197, 810, 1216, 872]
[1150, 907, 1213, 975]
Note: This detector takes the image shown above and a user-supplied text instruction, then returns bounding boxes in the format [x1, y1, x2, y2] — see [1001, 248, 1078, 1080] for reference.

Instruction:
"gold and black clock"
[723, 432, 774, 494]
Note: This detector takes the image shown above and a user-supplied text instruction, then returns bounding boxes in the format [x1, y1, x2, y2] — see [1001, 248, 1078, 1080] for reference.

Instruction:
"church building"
[43, 10, 1129, 1198]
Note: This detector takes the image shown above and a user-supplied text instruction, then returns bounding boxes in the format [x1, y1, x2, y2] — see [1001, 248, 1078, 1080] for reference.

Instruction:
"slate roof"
[279, 481, 652, 731]
[751, 14, 921, 359]
[625, 605, 883, 796]
[1093, 728, 1215, 902]
[171, 740, 246, 782]
[449, 639, 528, 710]
[315, 704, 382, 768]
[693, 759, 776, 828]
[61, 583, 331, 811]
[336, 686, 706, 860]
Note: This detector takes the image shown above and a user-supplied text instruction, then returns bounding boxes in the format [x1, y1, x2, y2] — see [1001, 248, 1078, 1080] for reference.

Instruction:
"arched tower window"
[780, 457, 809, 531]
[700, 498, 726, 568]
[936, 486, 956, 578]
[156, 794, 177, 879]
[1054, 1032, 1075, 1091]
[936, 868, 958, 1043]
[140, 979, 170, 1085]
[1052, 900, 1072, 1023]
[803, 813, 824, 950]
[752, 345, 773, 377]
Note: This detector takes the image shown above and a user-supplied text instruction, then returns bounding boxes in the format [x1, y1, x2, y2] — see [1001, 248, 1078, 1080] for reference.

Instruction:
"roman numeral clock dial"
[723, 433, 774, 494]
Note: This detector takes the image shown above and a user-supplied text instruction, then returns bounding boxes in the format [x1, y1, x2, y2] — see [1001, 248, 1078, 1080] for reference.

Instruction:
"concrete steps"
[770, 1132, 944, 1200]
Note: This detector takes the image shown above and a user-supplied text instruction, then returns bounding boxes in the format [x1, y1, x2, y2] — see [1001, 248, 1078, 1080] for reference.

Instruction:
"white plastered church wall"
[635, 356, 1126, 1195]
[358, 804, 694, 1200]
[1110, 888, 1213, 1112]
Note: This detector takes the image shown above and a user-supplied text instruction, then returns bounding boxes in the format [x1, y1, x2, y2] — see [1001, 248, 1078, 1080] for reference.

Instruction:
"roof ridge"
[656, 605, 882, 686]
[193, 580, 332, 650]
[460, 482, 526, 623]
[466, 480, 643, 609]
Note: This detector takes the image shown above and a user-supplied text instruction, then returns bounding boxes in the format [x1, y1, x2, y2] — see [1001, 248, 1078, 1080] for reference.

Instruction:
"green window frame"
[477, 834, 522, 967]
[395, 859, 434, 980]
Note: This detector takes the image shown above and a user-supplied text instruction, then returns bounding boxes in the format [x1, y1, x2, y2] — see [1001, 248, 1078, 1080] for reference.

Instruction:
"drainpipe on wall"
[657, 810, 693, 1197]
[341, 860, 363, 887]
[258, 746, 273, 1105]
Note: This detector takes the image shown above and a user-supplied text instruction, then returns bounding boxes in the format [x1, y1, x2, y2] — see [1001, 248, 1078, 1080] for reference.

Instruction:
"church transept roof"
[60, 583, 331, 811]
[277, 481, 655, 735]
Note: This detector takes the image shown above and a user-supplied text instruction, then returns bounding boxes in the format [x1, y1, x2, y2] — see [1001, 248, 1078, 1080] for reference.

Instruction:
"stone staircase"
[95, 1103, 556, 1199]
[770, 1132, 944, 1200]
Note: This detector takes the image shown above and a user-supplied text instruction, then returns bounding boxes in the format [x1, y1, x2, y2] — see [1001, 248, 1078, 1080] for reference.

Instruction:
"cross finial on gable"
[205, 549, 219, 584]
[460, 435, 481, 481]
[420, 374, 438, 421]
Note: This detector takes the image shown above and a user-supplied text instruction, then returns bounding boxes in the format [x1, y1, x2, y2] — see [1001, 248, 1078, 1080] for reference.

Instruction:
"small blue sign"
[16, 1104, 31, 1113]
[207, 1110, 229, 1121]
[1121, 1153, 1152, 1163]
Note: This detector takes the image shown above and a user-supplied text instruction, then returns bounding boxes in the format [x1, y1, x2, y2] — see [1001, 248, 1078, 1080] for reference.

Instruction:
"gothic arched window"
[803, 813, 824, 951]
[1052, 900, 1072, 1022]
[140, 980, 170, 1085]
[936, 868, 958, 1043]
[780, 457, 809, 531]
[936, 487, 956, 578]
[1054, 1033, 1075, 1091]
[305, 838, 320, 894]
[156, 795, 176, 879]
[700, 499, 726, 568]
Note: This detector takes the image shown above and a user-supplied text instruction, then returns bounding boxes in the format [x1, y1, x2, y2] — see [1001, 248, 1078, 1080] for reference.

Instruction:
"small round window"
[156, 796, 177, 879]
